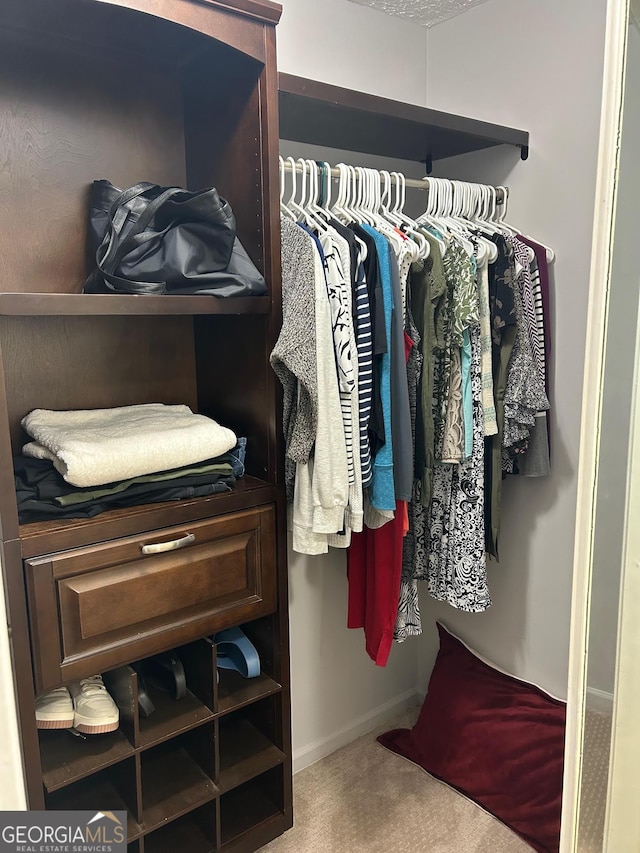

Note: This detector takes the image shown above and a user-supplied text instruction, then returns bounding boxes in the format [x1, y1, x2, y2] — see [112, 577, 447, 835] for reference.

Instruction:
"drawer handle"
[141, 533, 196, 555]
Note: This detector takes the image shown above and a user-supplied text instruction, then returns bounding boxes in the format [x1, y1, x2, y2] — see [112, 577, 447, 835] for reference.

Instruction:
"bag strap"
[95, 186, 184, 294]
[97, 183, 157, 272]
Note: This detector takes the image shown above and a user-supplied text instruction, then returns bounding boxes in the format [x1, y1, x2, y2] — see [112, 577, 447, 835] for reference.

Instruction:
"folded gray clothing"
[22, 403, 237, 488]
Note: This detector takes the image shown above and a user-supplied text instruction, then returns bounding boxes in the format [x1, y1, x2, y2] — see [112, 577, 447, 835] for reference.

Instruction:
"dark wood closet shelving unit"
[278, 72, 530, 169]
[0, 0, 292, 851]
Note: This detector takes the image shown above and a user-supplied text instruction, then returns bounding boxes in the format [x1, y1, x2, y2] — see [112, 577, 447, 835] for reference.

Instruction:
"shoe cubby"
[216, 616, 283, 716]
[218, 696, 285, 795]
[39, 726, 136, 793]
[219, 766, 286, 851]
[44, 757, 142, 842]
[138, 641, 217, 751]
[144, 803, 216, 853]
[140, 725, 217, 834]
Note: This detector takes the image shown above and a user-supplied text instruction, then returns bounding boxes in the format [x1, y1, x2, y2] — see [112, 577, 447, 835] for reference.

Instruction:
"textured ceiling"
[346, 0, 492, 28]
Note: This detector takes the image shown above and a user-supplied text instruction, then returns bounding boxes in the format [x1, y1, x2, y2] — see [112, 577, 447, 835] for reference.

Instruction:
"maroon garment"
[378, 623, 565, 853]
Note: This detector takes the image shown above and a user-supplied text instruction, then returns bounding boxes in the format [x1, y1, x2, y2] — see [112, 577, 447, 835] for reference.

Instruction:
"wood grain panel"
[61, 532, 257, 639]
[183, 48, 264, 272]
[0, 315, 197, 452]
[195, 315, 271, 481]
[0, 0, 276, 69]
[0, 39, 185, 295]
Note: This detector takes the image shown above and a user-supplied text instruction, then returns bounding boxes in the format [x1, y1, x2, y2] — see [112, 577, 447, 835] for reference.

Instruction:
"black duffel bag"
[84, 180, 267, 297]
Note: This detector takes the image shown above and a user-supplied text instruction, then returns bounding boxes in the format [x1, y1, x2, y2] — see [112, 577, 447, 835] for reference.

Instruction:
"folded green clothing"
[56, 461, 233, 506]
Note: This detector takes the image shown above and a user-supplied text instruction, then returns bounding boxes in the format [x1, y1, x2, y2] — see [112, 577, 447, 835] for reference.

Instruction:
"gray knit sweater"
[270, 217, 318, 501]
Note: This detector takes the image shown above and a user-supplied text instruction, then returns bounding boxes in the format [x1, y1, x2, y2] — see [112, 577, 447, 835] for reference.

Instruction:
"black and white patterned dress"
[427, 323, 491, 612]
[394, 294, 423, 642]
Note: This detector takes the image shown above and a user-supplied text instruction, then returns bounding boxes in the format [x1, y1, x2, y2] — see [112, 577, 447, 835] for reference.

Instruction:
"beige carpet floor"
[263, 707, 532, 853]
[577, 708, 612, 852]
[264, 706, 612, 853]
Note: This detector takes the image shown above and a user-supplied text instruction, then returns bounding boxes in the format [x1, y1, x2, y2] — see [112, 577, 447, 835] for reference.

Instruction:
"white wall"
[587, 22, 640, 699]
[416, 0, 608, 700]
[276, 0, 429, 770]
[277, 0, 428, 105]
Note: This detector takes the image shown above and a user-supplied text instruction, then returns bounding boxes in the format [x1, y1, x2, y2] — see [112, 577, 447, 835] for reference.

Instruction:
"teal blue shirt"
[362, 225, 395, 511]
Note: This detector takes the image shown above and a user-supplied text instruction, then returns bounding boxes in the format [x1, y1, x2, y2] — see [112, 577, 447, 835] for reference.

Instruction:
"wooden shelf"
[141, 746, 218, 833]
[45, 773, 141, 841]
[144, 808, 215, 853]
[19, 477, 276, 558]
[40, 728, 135, 793]
[218, 719, 285, 794]
[279, 73, 529, 167]
[219, 782, 281, 847]
[139, 688, 215, 751]
[0, 293, 271, 317]
[217, 672, 282, 717]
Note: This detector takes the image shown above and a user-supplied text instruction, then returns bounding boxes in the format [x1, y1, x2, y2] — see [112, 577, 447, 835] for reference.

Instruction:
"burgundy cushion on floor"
[378, 623, 566, 853]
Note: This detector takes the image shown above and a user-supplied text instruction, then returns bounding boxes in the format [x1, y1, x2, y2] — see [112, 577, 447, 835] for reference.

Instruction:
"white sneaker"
[35, 686, 74, 729]
[69, 675, 119, 735]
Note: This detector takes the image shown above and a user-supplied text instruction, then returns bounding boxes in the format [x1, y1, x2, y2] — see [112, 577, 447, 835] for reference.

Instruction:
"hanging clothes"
[272, 163, 554, 664]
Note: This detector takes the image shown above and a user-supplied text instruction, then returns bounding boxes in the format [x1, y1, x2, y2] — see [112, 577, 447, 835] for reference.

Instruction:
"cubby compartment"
[39, 727, 136, 793]
[218, 696, 285, 794]
[216, 616, 283, 716]
[219, 766, 286, 849]
[140, 725, 217, 833]
[44, 757, 141, 841]
[137, 640, 217, 751]
[144, 803, 216, 853]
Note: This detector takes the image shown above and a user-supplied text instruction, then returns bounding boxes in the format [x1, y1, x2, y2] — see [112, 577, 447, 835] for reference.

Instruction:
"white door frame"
[560, 0, 630, 848]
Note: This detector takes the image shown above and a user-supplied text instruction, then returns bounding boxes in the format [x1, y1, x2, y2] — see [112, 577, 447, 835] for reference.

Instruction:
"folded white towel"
[22, 403, 237, 488]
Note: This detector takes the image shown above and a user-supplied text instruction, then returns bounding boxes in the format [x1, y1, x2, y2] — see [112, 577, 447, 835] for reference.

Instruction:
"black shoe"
[131, 663, 155, 718]
[143, 651, 186, 701]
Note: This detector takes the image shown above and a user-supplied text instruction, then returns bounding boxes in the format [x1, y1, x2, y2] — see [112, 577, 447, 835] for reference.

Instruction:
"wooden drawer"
[26, 505, 277, 692]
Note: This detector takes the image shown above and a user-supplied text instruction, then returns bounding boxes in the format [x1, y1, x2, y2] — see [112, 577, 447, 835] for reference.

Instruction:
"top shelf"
[278, 74, 529, 169]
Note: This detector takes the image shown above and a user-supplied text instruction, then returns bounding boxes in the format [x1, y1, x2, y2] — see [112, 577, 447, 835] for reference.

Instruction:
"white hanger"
[429, 178, 475, 257]
[305, 159, 330, 231]
[370, 170, 406, 254]
[528, 238, 555, 265]
[283, 156, 305, 222]
[279, 156, 296, 221]
[345, 166, 359, 224]
[317, 161, 332, 214]
[391, 171, 429, 261]
[496, 185, 540, 264]
[331, 163, 351, 223]
[457, 181, 497, 265]
[305, 159, 330, 232]
[417, 178, 449, 255]
[454, 181, 488, 265]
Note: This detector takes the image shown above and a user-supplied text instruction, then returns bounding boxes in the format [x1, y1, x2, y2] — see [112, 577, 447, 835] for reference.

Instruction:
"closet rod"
[281, 160, 506, 203]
